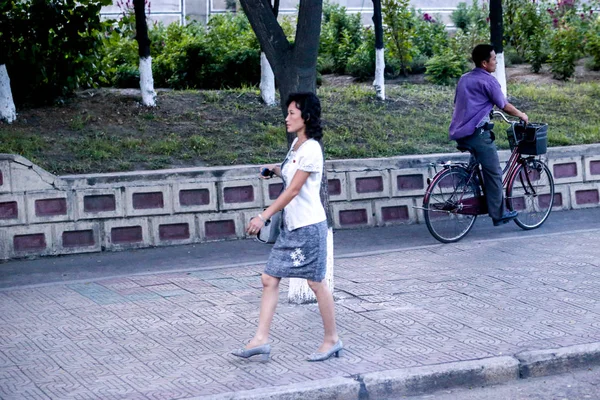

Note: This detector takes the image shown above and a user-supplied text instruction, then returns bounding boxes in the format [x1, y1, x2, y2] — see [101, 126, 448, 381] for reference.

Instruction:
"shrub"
[451, 2, 471, 32]
[319, 1, 363, 74]
[585, 16, 600, 70]
[509, 0, 551, 72]
[409, 54, 429, 74]
[346, 28, 376, 80]
[103, 12, 261, 89]
[412, 10, 448, 57]
[504, 46, 526, 66]
[450, 25, 489, 62]
[382, 0, 415, 75]
[2, 0, 112, 105]
[451, 0, 489, 33]
[526, 31, 550, 73]
[425, 49, 469, 85]
[549, 23, 583, 79]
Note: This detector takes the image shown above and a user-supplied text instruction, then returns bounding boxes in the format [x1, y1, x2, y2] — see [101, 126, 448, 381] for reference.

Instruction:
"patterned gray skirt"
[264, 220, 328, 282]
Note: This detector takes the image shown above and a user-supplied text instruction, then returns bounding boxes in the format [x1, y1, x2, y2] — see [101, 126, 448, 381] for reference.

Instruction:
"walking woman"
[232, 92, 342, 362]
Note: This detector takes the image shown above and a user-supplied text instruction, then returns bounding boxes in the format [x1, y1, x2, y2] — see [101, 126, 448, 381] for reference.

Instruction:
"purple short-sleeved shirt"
[449, 68, 507, 140]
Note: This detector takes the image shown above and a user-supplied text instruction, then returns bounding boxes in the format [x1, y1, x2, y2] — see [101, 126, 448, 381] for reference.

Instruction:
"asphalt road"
[402, 366, 600, 399]
[1, 207, 599, 289]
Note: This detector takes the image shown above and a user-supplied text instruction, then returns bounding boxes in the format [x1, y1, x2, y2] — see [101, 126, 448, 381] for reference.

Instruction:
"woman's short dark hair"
[285, 92, 323, 140]
[472, 44, 495, 68]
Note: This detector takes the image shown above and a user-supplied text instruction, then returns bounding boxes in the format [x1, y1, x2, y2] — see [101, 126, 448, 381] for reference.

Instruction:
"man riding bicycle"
[449, 44, 529, 226]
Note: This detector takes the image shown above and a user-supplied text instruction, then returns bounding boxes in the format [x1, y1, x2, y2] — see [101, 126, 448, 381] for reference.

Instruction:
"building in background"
[101, 0, 463, 26]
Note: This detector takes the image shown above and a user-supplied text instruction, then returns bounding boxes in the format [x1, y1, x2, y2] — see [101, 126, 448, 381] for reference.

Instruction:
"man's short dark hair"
[472, 44, 495, 68]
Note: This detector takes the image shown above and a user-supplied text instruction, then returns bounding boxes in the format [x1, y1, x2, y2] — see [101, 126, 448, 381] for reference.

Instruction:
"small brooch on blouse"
[293, 160, 296, 163]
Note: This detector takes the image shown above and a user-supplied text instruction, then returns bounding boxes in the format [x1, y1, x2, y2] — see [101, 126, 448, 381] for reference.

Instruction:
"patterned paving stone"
[3, 229, 600, 398]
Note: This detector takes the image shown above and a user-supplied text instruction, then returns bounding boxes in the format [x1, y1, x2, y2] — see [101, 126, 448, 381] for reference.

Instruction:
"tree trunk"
[239, 0, 332, 304]
[372, 0, 385, 100]
[0, 64, 16, 123]
[259, 1, 278, 106]
[238, 0, 321, 122]
[489, 0, 507, 96]
[260, 53, 276, 105]
[134, 0, 156, 107]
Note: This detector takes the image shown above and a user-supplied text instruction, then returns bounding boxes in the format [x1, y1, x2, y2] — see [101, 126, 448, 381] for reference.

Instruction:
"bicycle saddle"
[456, 144, 474, 153]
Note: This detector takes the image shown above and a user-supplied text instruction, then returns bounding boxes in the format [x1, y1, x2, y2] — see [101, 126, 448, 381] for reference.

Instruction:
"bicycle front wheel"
[507, 159, 554, 230]
[423, 167, 479, 243]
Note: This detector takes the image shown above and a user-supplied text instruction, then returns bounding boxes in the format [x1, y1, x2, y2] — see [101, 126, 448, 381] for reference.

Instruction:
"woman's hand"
[259, 164, 279, 179]
[246, 216, 265, 236]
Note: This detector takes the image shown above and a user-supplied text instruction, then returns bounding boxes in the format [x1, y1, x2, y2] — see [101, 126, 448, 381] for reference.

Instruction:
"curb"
[361, 356, 518, 398]
[516, 342, 600, 379]
[191, 343, 600, 400]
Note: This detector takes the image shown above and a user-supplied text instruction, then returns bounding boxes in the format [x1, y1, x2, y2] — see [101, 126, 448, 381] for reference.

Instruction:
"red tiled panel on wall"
[511, 197, 525, 211]
[0, 171, 3, 186]
[159, 223, 190, 241]
[84, 195, 116, 213]
[553, 163, 577, 178]
[132, 192, 164, 209]
[339, 209, 368, 225]
[355, 177, 383, 194]
[382, 206, 409, 222]
[539, 193, 562, 208]
[575, 189, 599, 205]
[0, 201, 18, 219]
[205, 220, 236, 239]
[62, 230, 95, 247]
[397, 175, 424, 190]
[179, 189, 210, 206]
[268, 183, 283, 200]
[223, 186, 254, 203]
[328, 179, 341, 196]
[14, 234, 46, 251]
[35, 198, 67, 217]
[111, 226, 143, 244]
[590, 161, 600, 175]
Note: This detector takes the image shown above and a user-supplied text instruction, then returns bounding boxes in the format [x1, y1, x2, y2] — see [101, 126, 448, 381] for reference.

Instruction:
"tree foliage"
[1, 0, 112, 106]
[382, 0, 414, 75]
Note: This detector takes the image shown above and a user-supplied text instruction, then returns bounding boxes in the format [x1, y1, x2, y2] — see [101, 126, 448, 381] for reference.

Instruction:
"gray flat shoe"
[307, 340, 343, 362]
[231, 343, 271, 361]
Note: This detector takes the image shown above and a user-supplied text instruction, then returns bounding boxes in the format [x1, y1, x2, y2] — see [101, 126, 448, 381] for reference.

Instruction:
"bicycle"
[421, 111, 555, 243]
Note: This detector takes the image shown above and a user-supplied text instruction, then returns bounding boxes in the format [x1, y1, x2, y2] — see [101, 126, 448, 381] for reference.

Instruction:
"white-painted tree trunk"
[260, 52, 276, 106]
[373, 48, 386, 101]
[288, 227, 334, 304]
[0, 65, 17, 124]
[492, 52, 507, 97]
[139, 56, 157, 107]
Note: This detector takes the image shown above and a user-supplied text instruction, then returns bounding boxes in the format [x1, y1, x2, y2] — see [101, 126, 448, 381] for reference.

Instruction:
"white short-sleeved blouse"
[280, 138, 327, 231]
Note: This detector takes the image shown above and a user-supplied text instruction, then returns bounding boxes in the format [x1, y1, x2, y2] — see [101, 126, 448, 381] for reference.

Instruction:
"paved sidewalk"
[2, 229, 600, 399]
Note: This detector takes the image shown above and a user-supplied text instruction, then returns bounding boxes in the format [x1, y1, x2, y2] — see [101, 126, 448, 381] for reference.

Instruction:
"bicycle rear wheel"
[507, 159, 554, 230]
[423, 167, 480, 243]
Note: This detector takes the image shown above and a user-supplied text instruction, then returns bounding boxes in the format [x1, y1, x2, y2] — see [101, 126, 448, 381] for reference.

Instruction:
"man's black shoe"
[492, 210, 518, 226]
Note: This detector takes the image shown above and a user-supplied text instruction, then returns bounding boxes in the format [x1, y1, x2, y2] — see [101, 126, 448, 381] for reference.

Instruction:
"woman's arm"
[263, 170, 309, 219]
[247, 170, 310, 233]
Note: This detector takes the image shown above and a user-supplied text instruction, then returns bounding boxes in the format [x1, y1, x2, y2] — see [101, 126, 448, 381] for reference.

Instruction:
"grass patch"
[0, 80, 598, 175]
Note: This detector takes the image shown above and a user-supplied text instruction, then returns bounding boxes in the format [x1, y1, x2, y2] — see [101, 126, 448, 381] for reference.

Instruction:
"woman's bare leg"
[246, 273, 281, 349]
[307, 280, 339, 352]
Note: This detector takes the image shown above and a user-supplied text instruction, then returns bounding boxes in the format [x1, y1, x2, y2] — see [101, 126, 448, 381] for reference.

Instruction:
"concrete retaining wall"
[1, 144, 600, 260]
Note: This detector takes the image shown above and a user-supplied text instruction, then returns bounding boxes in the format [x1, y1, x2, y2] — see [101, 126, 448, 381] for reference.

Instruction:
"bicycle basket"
[507, 122, 548, 155]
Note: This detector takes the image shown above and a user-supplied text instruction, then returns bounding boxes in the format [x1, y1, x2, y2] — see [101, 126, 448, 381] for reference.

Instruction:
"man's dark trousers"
[456, 129, 506, 221]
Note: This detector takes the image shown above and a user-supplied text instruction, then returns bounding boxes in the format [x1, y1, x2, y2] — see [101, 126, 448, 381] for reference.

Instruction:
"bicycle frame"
[423, 161, 486, 216]
[424, 143, 538, 217]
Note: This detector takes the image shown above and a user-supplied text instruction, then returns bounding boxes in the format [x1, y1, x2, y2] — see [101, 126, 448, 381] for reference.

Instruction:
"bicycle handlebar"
[491, 110, 519, 125]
